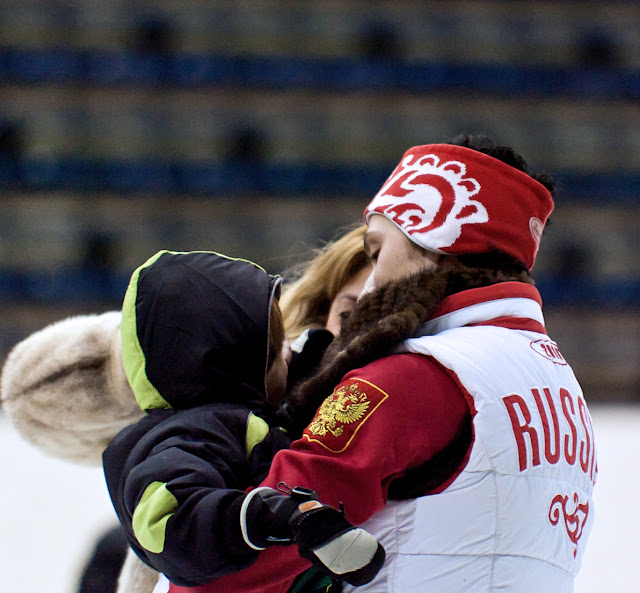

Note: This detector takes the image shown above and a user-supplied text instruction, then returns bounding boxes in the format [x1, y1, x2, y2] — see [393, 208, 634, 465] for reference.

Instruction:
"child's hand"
[241, 486, 385, 587]
[288, 495, 385, 586]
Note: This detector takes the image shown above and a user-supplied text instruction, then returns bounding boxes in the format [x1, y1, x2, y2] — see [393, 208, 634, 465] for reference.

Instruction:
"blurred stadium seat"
[0, 0, 638, 400]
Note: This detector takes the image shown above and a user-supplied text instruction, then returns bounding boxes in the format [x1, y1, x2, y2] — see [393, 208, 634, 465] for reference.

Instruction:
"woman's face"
[325, 264, 373, 336]
[364, 214, 439, 290]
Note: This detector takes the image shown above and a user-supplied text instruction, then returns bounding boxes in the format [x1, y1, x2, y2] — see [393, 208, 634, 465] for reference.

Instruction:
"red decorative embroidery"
[367, 151, 488, 250]
[548, 493, 589, 558]
[384, 174, 457, 234]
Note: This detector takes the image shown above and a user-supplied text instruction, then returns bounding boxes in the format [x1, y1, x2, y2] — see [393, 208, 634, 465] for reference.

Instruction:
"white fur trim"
[151, 574, 170, 593]
[117, 548, 161, 593]
[0, 312, 143, 465]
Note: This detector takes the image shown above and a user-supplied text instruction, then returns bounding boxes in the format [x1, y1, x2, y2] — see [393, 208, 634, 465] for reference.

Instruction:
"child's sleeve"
[103, 408, 269, 587]
[120, 436, 257, 585]
[119, 420, 385, 590]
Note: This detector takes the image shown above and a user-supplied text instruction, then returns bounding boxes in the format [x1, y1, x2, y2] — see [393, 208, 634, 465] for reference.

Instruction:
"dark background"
[1, 0, 639, 402]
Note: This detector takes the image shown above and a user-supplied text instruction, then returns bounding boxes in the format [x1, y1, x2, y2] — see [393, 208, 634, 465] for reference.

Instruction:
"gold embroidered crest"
[307, 382, 370, 437]
[303, 378, 388, 453]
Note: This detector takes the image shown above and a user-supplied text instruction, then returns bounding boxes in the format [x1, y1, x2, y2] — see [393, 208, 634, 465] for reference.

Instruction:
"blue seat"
[263, 163, 308, 196]
[102, 158, 176, 194]
[177, 161, 265, 195]
[399, 61, 447, 93]
[168, 53, 238, 87]
[57, 157, 102, 191]
[5, 48, 84, 83]
[21, 157, 63, 191]
[0, 269, 29, 301]
[85, 50, 168, 86]
[243, 55, 315, 89]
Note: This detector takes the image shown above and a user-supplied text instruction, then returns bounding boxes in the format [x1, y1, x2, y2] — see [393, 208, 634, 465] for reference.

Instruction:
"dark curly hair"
[448, 132, 555, 196]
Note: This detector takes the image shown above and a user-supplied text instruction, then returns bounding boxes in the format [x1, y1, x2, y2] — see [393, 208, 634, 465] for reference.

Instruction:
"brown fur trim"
[285, 267, 449, 430]
[286, 260, 532, 432]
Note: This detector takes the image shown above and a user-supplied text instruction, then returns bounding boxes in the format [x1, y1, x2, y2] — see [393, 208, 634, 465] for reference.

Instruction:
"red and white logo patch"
[549, 492, 590, 558]
[366, 152, 489, 251]
[530, 338, 567, 365]
[303, 378, 388, 453]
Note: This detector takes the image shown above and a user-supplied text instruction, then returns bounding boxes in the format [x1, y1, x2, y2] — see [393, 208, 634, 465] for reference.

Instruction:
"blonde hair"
[280, 223, 369, 340]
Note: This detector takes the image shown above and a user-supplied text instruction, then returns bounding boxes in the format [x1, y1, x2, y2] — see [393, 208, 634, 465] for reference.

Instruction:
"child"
[102, 250, 384, 589]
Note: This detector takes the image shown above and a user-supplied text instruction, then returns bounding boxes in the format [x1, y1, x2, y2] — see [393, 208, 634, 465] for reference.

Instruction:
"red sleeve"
[179, 353, 470, 593]
[262, 352, 470, 524]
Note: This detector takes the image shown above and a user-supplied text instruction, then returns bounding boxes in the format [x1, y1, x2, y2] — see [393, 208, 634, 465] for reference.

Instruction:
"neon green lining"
[246, 413, 270, 456]
[121, 250, 171, 411]
[132, 481, 179, 554]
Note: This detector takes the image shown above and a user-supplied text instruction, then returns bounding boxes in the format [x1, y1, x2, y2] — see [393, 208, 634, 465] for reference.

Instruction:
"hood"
[0, 311, 143, 466]
[121, 250, 281, 411]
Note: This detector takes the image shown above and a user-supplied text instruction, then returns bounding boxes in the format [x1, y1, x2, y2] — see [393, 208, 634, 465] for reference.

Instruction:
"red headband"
[364, 144, 554, 270]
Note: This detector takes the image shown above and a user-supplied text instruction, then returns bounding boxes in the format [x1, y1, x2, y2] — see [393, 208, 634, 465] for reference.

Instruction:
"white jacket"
[346, 284, 596, 593]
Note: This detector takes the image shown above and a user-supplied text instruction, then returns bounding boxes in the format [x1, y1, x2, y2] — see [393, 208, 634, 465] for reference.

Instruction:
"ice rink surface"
[1, 403, 637, 593]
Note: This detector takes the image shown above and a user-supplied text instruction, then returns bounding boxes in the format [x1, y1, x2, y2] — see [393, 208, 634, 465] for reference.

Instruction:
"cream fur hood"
[1, 311, 159, 593]
[0, 311, 143, 465]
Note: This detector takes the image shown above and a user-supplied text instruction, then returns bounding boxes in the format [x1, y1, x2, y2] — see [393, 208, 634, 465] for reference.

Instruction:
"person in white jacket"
[168, 133, 595, 593]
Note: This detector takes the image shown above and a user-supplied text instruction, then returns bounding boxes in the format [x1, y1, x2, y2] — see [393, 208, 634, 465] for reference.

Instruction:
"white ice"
[0, 404, 637, 593]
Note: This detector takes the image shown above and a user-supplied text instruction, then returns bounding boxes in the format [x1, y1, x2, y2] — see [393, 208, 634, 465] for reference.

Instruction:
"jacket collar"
[417, 282, 546, 336]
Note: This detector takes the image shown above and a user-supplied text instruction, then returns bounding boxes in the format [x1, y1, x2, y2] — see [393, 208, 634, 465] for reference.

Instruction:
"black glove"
[241, 486, 385, 587]
[286, 329, 334, 393]
[277, 328, 335, 438]
[289, 498, 385, 587]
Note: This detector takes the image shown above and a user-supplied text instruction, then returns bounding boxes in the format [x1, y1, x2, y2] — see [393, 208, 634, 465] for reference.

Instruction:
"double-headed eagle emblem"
[307, 382, 370, 438]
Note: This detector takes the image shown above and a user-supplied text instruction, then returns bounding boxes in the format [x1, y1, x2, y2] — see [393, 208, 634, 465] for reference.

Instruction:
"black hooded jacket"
[102, 251, 292, 586]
